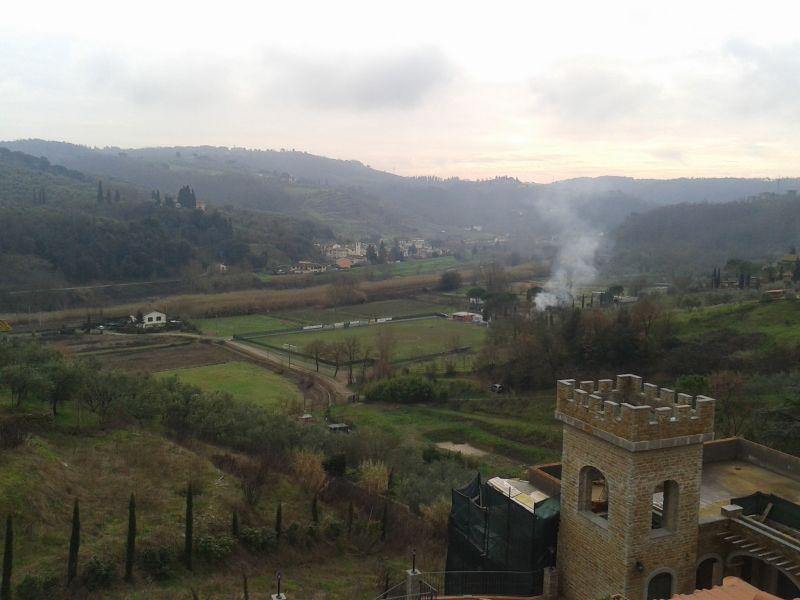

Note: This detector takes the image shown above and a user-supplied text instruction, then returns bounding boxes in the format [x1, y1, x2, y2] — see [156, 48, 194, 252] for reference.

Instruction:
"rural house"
[141, 310, 167, 328]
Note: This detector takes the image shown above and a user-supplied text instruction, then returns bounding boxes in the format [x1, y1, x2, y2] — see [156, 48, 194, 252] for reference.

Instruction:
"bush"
[439, 271, 462, 291]
[324, 518, 344, 540]
[291, 449, 327, 492]
[82, 555, 116, 590]
[363, 375, 443, 404]
[240, 527, 277, 553]
[322, 453, 347, 477]
[286, 522, 302, 546]
[16, 573, 58, 600]
[139, 547, 173, 581]
[195, 534, 234, 563]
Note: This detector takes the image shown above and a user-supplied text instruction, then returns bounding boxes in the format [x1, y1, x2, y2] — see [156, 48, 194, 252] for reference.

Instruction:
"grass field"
[275, 297, 465, 326]
[157, 361, 304, 413]
[673, 299, 800, 346]
[252, 318, 486, 362]
[332, 391, 561, 474]
[196, 314, 298, 337]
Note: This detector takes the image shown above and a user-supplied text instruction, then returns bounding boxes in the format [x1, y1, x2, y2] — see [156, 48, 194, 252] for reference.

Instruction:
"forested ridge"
[0, 148, 332, 289]
[607, 192, 800, 276]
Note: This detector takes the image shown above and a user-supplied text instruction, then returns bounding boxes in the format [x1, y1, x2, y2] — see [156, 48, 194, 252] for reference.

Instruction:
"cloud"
[260, 46, 455, 110]
[530, 61, 660, 128]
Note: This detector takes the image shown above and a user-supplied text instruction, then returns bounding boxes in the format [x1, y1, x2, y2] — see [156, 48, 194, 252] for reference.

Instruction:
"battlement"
[555, 374, 715, 450]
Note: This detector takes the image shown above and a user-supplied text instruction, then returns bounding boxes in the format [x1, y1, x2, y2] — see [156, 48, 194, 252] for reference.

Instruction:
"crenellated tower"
[555, 374, 715, 600]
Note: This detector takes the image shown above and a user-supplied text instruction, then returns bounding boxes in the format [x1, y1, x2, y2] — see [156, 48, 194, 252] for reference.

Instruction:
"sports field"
[249, 317, 486, 362]
[156, 361, 304, 413]
[196, 314, 297, 337]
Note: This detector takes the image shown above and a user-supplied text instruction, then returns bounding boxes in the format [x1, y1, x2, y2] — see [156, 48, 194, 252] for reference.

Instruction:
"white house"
[142, 310, 167, 328]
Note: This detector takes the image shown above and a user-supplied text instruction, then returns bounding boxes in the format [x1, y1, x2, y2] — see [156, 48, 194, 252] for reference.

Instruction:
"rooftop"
[672, 576, 782, 600]
[486, 477, 550, 513]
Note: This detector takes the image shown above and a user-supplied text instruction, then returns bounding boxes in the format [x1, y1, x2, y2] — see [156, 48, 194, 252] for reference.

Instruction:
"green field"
[251, 318, 486, 362]
[332, 391, 561, 473]
[674, 299, 800, 346]
[385, 256, 462, 277]
[196, 314, 297, 337]
[275, 297, 464, 326]
[157, 361, 304, 413]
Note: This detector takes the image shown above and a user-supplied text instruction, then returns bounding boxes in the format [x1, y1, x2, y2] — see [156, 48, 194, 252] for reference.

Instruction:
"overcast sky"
[2, 1, 799, 181]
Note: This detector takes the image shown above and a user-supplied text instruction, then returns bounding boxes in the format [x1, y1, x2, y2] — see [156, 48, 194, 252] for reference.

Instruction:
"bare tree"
[710, 371, 753, 437]
[374, 329, 397, 380]
[304, 339, 327, 373]
[343, 336, 361, 384]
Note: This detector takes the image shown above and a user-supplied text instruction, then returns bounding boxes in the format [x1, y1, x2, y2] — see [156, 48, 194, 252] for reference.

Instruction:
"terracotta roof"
[672, 577, 789, 600]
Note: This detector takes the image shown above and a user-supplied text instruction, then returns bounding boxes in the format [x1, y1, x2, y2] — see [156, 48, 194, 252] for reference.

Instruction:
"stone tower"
[555, 374, 715, 600]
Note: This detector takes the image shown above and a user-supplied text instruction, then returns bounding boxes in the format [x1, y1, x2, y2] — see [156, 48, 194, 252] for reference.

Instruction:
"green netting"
[445, 475, 560, 595]
[732, 492, 800, 530]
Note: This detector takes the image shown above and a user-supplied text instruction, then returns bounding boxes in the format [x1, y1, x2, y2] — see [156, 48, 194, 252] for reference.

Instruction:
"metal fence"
[375, 570, 539, 599]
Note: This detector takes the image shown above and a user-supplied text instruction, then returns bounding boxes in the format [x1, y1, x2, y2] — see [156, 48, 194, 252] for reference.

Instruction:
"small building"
[327, 423, 351, 434]
[142, 310, 167, 328]
[335, 257, 353, 269]
[452, 311, 484, 323]
[297, 413, 316, 424]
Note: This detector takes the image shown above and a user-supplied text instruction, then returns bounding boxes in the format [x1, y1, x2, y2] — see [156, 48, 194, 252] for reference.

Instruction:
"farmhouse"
[141, 310, 167, 328]
[433, 374, 800, 600]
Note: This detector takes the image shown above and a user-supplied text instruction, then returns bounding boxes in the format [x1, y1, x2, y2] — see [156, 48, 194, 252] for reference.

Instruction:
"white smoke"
[533, 199, 601, 311]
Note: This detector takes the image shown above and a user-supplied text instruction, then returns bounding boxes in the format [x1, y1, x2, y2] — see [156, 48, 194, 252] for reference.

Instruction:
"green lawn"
[386, 256, 462, 277]
[156, 361, 303, 413]
[674, 299, 800, 346]
[196, 314, 297, 337]
[251, 318, 487, 362]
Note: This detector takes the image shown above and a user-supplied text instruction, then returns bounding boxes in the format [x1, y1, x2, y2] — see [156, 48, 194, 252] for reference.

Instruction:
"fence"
[375, 570, 540, 599]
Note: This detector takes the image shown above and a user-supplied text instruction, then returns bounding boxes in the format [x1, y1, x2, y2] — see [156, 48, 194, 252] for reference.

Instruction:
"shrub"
[286, 522, 302, 546]
[439, 271, 462, 291]
[291, 449, 327, 492]
[16, 573, 58, 600]
[324, 518, 344, 540]
[421, 497, 451, 533]
[240, 527, 277, 553]
[82, 556, 116, 590]
[322, 453, 347, 477]
[363, 375, 443, 404]
[139, 547, 173, 581]
[195, 534, 234, 563]
[358, 459, 389, 496]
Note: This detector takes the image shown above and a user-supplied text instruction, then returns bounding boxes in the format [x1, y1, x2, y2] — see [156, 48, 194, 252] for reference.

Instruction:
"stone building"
[445, 373, 800, 600]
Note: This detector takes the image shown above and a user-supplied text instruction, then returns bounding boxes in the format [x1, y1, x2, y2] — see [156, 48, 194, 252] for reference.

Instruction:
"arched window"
[578, 466, 608, 522]
[651, 480, 679, 534]
[696, 556, 721, 590]
[646, 571, 674, 600]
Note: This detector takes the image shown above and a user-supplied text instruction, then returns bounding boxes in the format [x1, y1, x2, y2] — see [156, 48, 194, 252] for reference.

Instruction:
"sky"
[1, 1, 799, 181]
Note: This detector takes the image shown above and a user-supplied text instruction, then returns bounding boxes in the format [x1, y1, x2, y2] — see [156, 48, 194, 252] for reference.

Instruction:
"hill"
[6, 140, 800, 240]
[606, 192, 800, 277]
[0, 148, 332, 291]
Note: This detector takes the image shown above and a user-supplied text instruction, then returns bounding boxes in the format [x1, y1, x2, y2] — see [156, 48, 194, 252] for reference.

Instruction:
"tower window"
[651, 480, 679, 534]
[578, 466, 609, 522]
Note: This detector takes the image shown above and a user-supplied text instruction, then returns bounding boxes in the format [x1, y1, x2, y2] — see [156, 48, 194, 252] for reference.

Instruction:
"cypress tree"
[387, 467, 395, 496]
[275, 502, 282, 541]
[96, 181, 103, 204]
[242, 573, 249, 600]
[231, 511, 239, 538]
[184, 483, 193, 571]
[113, 189, 120, 203]
[346, 501, 354, 538]
[105, 189, 111, 204]
[67, 499, 80, 584]
[380, 502, 388, 542]
[311, 494, 319, 524]
[125, 493, 136, 582]
[1, 516, 12, 600]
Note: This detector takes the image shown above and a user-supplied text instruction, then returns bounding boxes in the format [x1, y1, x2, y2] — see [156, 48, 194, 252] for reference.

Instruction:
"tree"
[326, 342, 346, 378]
[184, 483, 193, 571]
[378, 240, 388, 264]
[231, 511, 239, 538]
[105, 189, 111, 204]
[242, 573, 249, 600]
[346, 501, 354, 538]
[1, 364, 52, 407]
[366, 244, 378, 265]
[439, 270, 462, 291]
[125, 493, 136, 583]
[79, 370, 129, 417]
[45, 361, 85, 417]
[67, 499, 80, 584]
[96, 181, 104, 205]
[343, 337, 361, 384]
[1, 516, 11, 600]
[304, 339, 327, 373]
[483, 263, 509, 293]
[275, 502, 283, 541]
[374, 329, 396, 380]
[380, 502, 389, 541]
[113, 189, 121, 203]
[710, 371, 753, 437]
[311, 494, 319, 524]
